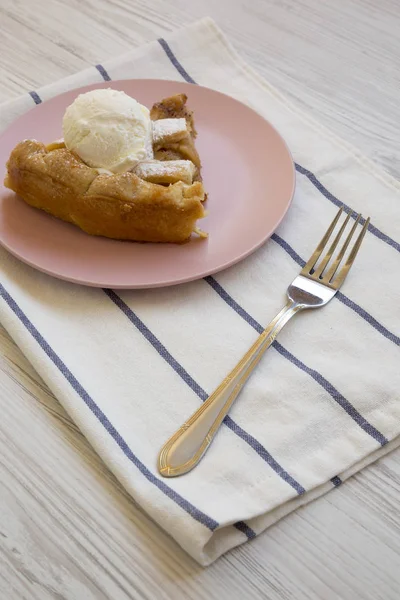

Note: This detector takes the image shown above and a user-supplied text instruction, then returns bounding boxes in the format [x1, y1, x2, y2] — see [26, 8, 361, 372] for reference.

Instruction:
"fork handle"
[158, 300, 302, 477]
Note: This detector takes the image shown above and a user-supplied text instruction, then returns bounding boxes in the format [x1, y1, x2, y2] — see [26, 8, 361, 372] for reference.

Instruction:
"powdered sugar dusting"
[134, 159, 195, 184]
[152, 118, 188, 145]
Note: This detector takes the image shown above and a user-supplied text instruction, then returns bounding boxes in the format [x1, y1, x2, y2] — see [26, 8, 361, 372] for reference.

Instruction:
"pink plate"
[0, 80, 295, 288]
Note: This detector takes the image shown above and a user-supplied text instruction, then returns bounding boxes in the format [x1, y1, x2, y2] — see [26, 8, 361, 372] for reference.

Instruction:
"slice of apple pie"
[4, 91, 207, 244]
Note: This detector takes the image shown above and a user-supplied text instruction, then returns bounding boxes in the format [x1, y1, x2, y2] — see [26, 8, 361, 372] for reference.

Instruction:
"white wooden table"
[1, 1, 399, 598]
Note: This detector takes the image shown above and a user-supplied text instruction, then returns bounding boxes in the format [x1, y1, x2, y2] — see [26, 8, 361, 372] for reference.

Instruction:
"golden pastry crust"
[133, 160, 196, 185]
[5, 140, 205, 243]
[152, 118, 188, 148]
[4, 94, 207, 243]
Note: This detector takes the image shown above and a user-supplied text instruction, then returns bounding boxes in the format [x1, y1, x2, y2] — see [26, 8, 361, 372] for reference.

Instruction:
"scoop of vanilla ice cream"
[62, 89, 153, 173]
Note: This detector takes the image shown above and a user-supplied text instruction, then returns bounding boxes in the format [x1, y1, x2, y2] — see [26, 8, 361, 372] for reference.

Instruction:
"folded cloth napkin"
[0, 17, 399, 566]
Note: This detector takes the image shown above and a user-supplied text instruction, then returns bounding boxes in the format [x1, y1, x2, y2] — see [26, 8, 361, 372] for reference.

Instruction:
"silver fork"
[158, 206, 370, 477]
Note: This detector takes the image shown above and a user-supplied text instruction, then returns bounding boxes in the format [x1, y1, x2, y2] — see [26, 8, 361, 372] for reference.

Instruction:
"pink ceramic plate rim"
[0, 80, 295, 288]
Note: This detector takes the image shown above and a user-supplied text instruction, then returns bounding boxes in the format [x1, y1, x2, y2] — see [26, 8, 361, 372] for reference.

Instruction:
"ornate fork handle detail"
[158, 300, 303, 477]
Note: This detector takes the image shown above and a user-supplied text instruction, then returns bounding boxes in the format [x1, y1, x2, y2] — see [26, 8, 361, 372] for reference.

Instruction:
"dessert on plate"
[4, 89, 207, 243]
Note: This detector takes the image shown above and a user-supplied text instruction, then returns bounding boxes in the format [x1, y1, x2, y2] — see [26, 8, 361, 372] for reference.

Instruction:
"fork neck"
[262, 299, 303, 344]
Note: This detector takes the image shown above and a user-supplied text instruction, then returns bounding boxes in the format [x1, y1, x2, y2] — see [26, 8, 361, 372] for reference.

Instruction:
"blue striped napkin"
[1, 18, 399, 565]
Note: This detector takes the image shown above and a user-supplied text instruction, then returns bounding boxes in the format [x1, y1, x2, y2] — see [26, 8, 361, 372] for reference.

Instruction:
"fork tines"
[301, 206, 370, 289]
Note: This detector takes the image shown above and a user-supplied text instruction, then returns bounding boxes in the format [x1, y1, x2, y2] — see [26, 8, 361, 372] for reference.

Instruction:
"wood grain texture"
[0, 1, 399, 598]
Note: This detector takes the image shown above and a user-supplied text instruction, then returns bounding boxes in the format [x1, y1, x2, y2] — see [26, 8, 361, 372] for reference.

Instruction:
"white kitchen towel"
[0, 18, 399, 566]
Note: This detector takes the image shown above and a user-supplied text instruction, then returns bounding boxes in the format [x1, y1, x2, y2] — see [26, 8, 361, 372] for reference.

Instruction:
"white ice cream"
[62, 89, 153, 173]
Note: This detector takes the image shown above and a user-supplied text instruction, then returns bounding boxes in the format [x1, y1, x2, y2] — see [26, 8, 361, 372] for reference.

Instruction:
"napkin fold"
[0, 18, 399, 566]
